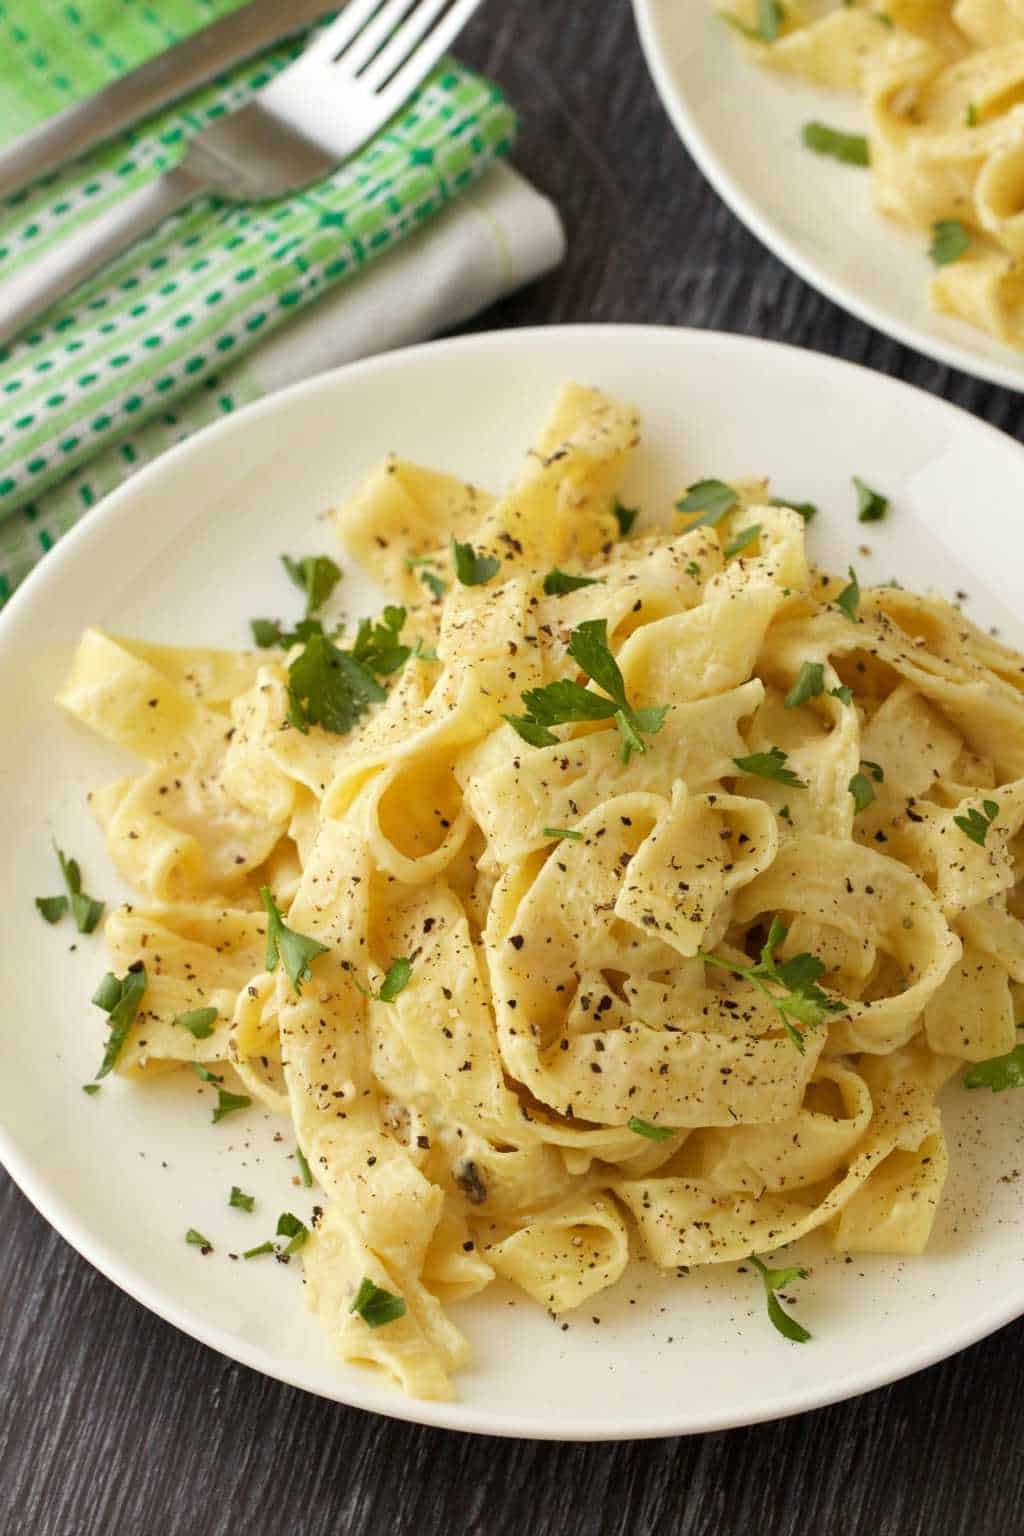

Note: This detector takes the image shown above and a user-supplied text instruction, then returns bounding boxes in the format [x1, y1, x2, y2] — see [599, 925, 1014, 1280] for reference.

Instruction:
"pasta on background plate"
[721, 0, 1024, 351]
[55, 384, 1024, 1400]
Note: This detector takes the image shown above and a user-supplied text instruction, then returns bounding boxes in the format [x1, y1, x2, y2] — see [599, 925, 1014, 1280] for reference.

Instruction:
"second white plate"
[0, 326, 1022, 1439]
[633, 0, 1024, 391]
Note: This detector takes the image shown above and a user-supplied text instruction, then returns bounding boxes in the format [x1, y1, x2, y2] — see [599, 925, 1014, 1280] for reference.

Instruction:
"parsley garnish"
[362, 957, 413, 1004]
[733, 745, 806, 787]
[627, 1116, 675, 1142]
[676, 479, 737, 526]
[965, 102, 978, 127]
[506, 618, 667, 764]
[930, 219, 970, 266]
[173, 1006, 218, 1039]
[186, 1228, 213, 1253]
[685, 560, 702, 579]
[452, 538, 501, 587]
[251, 617, 287, 649]
[543, 826, 583, 841]
[350, 1276, 407, 1328]
[964, 1039, 1024, 1092]
[854, 476, 888, 522]
[92, 962, 147, 1078]
[36, 843, 104, 933]
[260, 885, 328, 996]
[954, 799, 999, 847]
[286, 629, 387, 735]
[701, 917, 842, 1052]
[770, 496, 817, 523]
[82, 1083, 100, 1096]
[784, 661, 825, 709]
[724, 523, 761, 560]
[351, 605, 410, 676]
[213, 1089, 250, 1123]
[801, 122, 870, 166]
[296, 1147, 314, 1188]
[405, 556, 448, 602]
[749, 1254, 811, 1342]
[849, 772, 874, 813]
[229, 1186, 255, 1212]
[191, 1062, 222, 1084]
[543, 567, 604, 595]
[836, 566, 861, 621]
[243, 1241, 274, 1260]
[282, 554, 342, 616]
[830, 684, 853, 706]
[614, 500, 638, 537]
[722, 0, 784, 42]
[277, 1212, 309, 1255]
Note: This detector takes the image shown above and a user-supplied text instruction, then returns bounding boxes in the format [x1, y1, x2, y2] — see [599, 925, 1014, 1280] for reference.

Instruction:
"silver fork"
[0, 0, 485, 350]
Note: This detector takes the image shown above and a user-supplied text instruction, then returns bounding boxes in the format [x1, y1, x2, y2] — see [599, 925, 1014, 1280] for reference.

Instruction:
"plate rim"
[631, 0, 1024, 394]
[2, 322, 1023, 1440]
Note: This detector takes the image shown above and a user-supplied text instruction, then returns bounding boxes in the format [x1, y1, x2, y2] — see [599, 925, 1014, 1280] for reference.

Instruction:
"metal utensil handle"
[0, 166, 200, 351]
[0, 0, 335, 201]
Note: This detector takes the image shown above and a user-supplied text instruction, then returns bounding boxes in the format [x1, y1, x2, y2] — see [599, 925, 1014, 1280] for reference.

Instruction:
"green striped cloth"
[0, 0, 515, 604]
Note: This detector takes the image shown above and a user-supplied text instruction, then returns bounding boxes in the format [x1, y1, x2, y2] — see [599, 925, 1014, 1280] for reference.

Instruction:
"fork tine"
[300, 0, 389, 61]
[375, 0, 484, 105]
[333, 0, 420, 75]
[359, 0, 451, 91]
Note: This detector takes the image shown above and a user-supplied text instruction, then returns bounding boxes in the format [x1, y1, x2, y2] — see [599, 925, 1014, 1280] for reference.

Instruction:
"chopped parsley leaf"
[543, 826, 584, 841]
[724, 523, 761, 560]
[36, 843, 104, 933]
[349, 1276, 407, 1328]
[505, 619, 667, 764]
[965, 102, 978, 127]
[173, 1006, 218, 1039]
[721, 0, 784, 42]
[229, 1186, 255, 1212]
[351, 605, 410, 676]
[92, 962, 147, 1078]
[260, 885, 328, 996]
[848, 771, 875, 814]
[286, 628, 387, 736]
[452, 538, 501, 587]
[281, 553, 341, 617]
[276, 1212, 309, 1255]
[82, 1083, 100, 1096]
[853, 476, 888, 522]
[836, 566, 861, 622]
[296, 1147, 314, 1188]
[627, 1116, 675, 1142]
[830, 684, 853, 706]
[954, 799, 999, 847]
[701, 916, 842, 1052]
[420, 568, 447, 601]
[243, 1242, 274, 1260]
[930, 219, 970, 266]
[676, 479, 738, 526]
[784, 661, 825, 709]
[543, 567, 604, 596]
[212, 1088, 252, 1125]
[801, 121, 870, 166]
[964, 1039, 1024, 1092]
[733, 745, 807, 788]
[749, 1254, 811, 1342]
[186, 1228, 213, 1253]
[192, 1062, 223, 1084]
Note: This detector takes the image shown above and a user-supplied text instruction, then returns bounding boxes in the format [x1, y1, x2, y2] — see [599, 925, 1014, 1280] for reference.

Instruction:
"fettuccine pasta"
[720, 0, 1024, 350]
[56, 384, 1024, 1399]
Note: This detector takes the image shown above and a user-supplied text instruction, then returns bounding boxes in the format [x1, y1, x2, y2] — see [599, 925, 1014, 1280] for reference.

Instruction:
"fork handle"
[0, 165, 202, 351]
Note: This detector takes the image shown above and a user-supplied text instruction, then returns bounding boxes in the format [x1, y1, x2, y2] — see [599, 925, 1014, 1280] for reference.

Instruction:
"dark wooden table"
[4, 4, 1022, 1533]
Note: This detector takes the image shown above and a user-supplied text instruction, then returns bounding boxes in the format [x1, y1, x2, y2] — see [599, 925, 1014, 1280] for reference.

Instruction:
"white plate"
[1, 326, 1022, 1441]
[633, 0, 1024, 391]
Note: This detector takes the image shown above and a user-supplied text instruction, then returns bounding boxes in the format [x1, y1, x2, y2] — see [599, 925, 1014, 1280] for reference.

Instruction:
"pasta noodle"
[720, 0, 1024, 350]
[57, 385, 1024, 1400]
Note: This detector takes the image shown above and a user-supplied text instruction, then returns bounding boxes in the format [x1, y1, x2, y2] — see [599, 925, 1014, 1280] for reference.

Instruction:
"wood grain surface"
[3, 4, 1022, 1533]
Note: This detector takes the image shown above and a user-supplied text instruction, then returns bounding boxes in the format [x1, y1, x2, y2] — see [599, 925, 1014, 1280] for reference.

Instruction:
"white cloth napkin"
[0, 163, 565, 602]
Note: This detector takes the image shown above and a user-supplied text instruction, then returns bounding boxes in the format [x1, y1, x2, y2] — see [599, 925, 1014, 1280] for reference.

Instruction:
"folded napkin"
[0, 1, 518, 542]
[0, 162, 565, 602]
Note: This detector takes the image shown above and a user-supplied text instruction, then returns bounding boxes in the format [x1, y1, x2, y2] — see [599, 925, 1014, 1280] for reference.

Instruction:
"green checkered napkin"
[0, 0, 515, 603]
